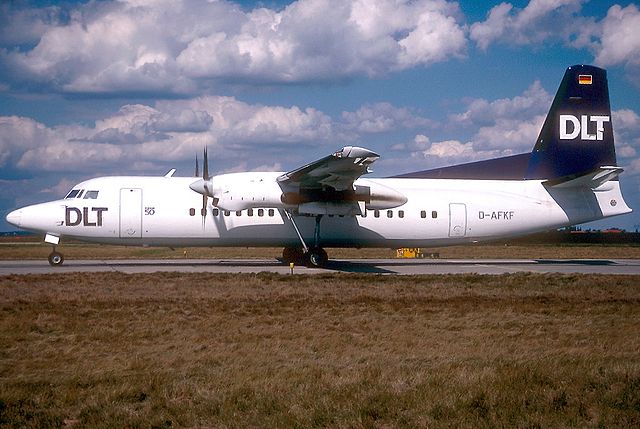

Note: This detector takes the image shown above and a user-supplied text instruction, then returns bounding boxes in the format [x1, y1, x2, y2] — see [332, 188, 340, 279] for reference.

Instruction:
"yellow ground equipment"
[396, 248, 424, 258]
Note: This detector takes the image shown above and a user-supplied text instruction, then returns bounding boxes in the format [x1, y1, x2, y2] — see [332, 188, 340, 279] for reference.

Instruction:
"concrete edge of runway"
[1, 258, 640, 275]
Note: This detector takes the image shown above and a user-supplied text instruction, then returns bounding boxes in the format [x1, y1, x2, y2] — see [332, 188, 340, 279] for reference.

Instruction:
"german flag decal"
[578, 74, 592, 85]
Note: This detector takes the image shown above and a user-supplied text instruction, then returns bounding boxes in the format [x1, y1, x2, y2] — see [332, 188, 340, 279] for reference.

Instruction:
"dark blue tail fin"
[525, 65, 616, 180]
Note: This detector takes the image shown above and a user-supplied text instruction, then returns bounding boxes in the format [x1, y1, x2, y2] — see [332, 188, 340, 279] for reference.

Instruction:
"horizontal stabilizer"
[543, 166, 623, 189]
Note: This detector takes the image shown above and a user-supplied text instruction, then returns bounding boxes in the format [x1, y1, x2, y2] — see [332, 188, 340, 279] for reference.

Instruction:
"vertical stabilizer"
[525, 65, 616, 180]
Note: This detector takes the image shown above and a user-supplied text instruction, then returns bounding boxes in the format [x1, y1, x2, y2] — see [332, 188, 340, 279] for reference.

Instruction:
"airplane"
[5, 64, 632, 267]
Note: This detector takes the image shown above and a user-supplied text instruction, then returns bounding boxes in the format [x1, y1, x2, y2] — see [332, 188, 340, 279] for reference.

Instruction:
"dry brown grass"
[1, 272, 639, 428]
[2, 242, 640, 261]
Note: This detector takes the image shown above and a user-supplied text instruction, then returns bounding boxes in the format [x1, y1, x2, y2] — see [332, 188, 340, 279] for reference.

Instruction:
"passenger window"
[84, 190, 99, 199]
[212, 208, 219, 216]
[432, 211, 438, 219]
[224, 210, 230, 216]
[374, 210, 380, 218]
[258, 209, 264, 217]
[65, 189, 81, 199]
[268, 209, 274, 217]
[398, 210, 404, 218]
[387, 210, 393, 218]
[189, 208, 196, 216]
[236, 211, 242, 217]
[420, 210, 426, 218]
[248, 209, 253, 216]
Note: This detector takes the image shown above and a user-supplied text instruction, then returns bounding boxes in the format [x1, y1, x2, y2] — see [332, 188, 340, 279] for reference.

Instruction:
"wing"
[277, 146, 380, 216]
[277, 146, 379, 192]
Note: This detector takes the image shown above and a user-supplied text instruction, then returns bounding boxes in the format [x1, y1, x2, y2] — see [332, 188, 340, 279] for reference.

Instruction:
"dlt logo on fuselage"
[559, 114, 610, 140]
[65, 207, 108, 227]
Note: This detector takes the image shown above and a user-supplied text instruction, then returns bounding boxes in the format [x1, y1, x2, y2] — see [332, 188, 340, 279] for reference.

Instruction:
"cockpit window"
[84, 190, 99, 199]
[65, 189, 81, 199]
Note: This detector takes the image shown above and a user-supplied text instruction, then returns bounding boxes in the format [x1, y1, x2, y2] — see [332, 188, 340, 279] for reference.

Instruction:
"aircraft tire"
[48, 251, 64, 266]
[307, 247, 328, 268]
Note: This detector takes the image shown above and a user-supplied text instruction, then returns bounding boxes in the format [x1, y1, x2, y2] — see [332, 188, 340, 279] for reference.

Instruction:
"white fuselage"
[7, 173, 631, 248]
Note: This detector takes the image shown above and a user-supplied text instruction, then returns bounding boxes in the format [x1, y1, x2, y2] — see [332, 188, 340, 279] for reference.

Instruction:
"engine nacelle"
[209, 172, 285, 211]
[355, 179, 407, 209]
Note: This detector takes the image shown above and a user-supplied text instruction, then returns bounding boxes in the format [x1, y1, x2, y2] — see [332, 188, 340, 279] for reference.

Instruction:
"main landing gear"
[283, 212, 329, 267]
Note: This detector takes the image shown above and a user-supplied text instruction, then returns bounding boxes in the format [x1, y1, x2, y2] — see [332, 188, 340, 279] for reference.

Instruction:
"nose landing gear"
[44, 234, 64, 266]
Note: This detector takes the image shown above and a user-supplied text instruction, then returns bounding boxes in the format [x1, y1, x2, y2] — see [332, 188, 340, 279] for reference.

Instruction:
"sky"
[1, 0, 639, 231]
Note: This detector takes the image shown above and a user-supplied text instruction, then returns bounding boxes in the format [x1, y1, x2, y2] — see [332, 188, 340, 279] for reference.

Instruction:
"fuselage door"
[119, 188, 142, 238]
[448, 203, 467, 237]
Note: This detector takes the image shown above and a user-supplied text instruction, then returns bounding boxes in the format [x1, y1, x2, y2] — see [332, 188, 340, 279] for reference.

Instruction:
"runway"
[1, 258, 640, 275]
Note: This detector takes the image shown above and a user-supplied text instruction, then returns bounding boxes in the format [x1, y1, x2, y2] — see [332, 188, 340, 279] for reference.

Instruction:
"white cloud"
[447, 80, 551, 152]
[0, 116, 55, 165]
[613, 108, 640, 163]
[588, 4, 640, 87]
[470, 0, 588, 50]
[450, 80, 551, 126]
[469, 1, 640, 88]
[341, 102, 433, 134]
[2, 96, 334, 172]
[593, 5, 640, 67]
[387, 134, 503, 172]
[2, 0, 467, 94]
[473, 116, 545, 151]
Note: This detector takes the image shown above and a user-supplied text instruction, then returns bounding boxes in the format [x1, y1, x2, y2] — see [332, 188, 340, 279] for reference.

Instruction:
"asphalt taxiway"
[1, 258, 640, 275]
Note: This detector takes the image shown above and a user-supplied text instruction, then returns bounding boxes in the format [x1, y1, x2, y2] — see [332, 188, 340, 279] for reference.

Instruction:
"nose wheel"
[48, 247, 64, 266]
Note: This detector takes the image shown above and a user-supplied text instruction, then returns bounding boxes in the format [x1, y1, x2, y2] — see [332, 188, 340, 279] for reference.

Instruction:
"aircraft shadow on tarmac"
[323, 260, 396, 274]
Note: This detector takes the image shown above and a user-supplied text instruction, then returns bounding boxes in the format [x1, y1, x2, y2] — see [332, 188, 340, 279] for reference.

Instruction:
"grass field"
[1, 272, 640, 427]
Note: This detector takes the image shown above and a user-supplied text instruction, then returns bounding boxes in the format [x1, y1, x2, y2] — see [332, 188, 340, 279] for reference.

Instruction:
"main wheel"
[48, 251, 64, 266]
[307, 247, 328, 267]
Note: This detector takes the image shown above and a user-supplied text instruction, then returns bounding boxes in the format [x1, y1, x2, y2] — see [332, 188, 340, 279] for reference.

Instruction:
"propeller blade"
[202, 147, 209, 223]
[203, 147, 209, 180]
[189, 147, 213, 226]
[202, 194, 207, 218]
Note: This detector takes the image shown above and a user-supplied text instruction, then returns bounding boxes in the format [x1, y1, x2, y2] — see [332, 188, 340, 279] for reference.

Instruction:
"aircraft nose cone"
[6, 209, 22, 227]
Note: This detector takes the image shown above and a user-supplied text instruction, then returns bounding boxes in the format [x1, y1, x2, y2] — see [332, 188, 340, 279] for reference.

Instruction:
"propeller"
[202, 147, 209, 218]
[190, 147, 213, 223]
